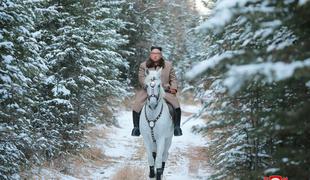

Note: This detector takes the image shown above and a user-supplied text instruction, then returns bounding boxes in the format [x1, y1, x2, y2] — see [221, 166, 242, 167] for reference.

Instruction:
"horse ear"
[145, 68, 149, 76]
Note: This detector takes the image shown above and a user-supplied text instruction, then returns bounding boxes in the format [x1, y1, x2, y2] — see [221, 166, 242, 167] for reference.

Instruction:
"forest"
[1, 0, 309, 179]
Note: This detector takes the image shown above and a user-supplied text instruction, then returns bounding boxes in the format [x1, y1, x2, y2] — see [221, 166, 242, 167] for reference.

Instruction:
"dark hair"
[146, 57, 165, 68]
[151, 46, 162, 51]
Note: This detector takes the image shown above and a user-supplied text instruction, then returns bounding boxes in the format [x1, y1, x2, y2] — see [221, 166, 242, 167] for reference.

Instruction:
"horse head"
[144, 68, 165, 110]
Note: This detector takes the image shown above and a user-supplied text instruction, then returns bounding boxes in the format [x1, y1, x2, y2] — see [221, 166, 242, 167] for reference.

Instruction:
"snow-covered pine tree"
[186, 0, 310, 179]
[121, 0, 158, 88]
[1, 0, 131, 178]
[0, 0, 47, 179]
[39, 0, 130, 151]
[123, 0, 200, 88]
[154, 0, 200, 89]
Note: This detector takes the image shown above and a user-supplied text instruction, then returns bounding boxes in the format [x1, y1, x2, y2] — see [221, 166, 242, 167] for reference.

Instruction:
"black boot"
[174, 108, 183, 136]
[131, 111, 140, 136]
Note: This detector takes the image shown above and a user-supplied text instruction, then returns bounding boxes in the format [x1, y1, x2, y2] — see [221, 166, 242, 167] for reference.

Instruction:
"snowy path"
[23, 104, 213, 179]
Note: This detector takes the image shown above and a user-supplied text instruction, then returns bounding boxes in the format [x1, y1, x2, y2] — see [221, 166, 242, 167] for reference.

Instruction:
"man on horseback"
[131, 46, 183, 136]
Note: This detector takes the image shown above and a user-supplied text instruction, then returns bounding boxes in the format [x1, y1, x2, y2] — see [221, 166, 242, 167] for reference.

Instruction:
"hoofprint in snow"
[22, 104, 213, 179]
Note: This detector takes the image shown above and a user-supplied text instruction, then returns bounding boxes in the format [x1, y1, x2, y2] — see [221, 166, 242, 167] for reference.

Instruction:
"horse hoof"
[156, 168, 163, 180]
[149, 173, 155, 178]
[156, 175, 162, 180]
[149, 166, 155, 178]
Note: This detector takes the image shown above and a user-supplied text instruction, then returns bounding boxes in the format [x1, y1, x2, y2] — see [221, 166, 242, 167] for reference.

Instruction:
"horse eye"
[158, 85, 160, 88]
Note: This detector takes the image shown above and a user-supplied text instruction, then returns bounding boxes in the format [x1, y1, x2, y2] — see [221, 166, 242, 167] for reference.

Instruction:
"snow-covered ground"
[23, 104, 213, 179]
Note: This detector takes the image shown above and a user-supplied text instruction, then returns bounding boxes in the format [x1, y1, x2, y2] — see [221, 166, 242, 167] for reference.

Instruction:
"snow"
[0, 11, 14, 22]
[28, 168, 79, 180]
[167, 105, 213, 179]
[0, 41, 14, 49]
[10, 174, 20, 180]
[196, 0, 252, 31]
[25, 104, 213, 179]
[282, 157, 289, 163]
[31, 31, 42, 38]
[260, 20, 282, 28]
[267, 39, 295, 52]
[18, 26, 30, 35]
[185, 50, 244, 80]
[0, 74, 12, 83]
[52, 84, 71, 96]
[306, 81, 310, 88]
[267, 28, 296, 52]
[298, 0, 309, 5]
[264, 168, 280, 174]
[195, 0, 213, 15]
[254, 28, 274, 39]
[44, 75, 55, 84]
[2, 55, 14, 64]
[78, 75, 94, 84]
[196, 8, 232, 32]
[44, 98, 72, 108]
[95, 105, 213, 179]
[223, 58, 310, 94]
[82, 66, 97, 73]
[96, 111, 137, 159]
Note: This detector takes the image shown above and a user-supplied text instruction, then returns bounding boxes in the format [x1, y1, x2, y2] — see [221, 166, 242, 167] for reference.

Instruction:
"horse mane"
[144, 70, 166, 99]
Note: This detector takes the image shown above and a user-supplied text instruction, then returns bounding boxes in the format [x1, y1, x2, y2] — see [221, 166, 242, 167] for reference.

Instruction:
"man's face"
[150, 49, 162, 62]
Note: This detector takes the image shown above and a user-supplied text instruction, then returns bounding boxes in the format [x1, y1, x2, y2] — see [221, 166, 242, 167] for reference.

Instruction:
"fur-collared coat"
[132, 60, 180, 112]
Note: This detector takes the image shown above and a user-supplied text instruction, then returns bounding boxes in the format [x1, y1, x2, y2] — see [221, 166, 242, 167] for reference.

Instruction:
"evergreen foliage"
[186, 0, 310, 179]
[0, 0, 130, 179]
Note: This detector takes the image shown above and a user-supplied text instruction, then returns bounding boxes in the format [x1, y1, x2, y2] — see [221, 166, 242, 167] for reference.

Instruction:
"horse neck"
[146, 97, 165, 118]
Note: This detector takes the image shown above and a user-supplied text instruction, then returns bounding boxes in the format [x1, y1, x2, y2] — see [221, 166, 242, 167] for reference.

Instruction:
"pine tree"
[186, 0, 310, 179]
[0, 0, 47, 178]
[0, 0, 132, 178]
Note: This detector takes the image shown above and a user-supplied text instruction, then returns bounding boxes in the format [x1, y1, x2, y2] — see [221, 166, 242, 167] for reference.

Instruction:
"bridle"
[146, 77, 161, 109]
[145, 76, 163, 142]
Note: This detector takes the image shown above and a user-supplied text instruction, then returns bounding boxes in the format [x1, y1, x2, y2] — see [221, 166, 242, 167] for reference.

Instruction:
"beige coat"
[132, 60, 180, 112]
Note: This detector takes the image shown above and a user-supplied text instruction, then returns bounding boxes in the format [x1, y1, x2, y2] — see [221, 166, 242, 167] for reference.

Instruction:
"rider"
[131, 46, 183, 136]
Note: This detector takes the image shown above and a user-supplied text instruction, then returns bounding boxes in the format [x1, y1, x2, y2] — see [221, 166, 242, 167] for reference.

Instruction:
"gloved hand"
[169, 88, 177, 94]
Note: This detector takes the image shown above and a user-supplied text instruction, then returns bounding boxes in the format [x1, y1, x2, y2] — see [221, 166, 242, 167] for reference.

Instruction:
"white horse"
[140, 68, 174, 180]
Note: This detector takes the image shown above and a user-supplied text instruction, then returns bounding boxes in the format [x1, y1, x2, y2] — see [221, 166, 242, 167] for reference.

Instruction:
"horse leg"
[162, 137, 172, 172]
[142, 136, 155, 178]
[156, 168, 163, 180]
[147, 150, 156, 178]
[149, 152, 156, 178]
[155, 138, 165, 180]
[149, 166, 155, 178]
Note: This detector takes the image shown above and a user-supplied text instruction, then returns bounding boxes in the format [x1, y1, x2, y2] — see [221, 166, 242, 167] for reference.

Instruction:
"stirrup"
[131, 127, 140, 136]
